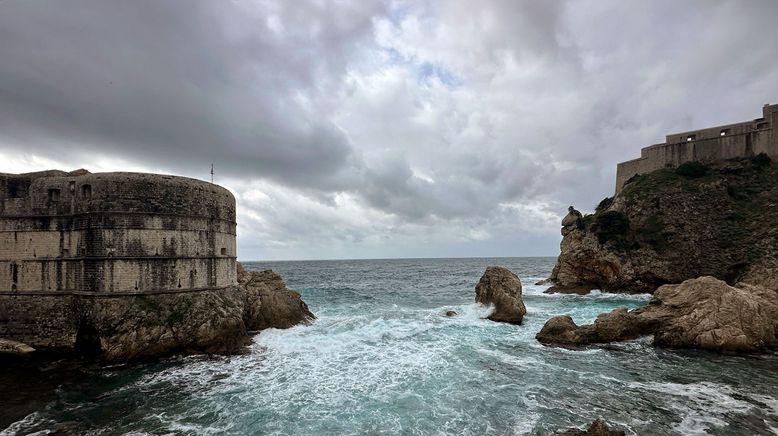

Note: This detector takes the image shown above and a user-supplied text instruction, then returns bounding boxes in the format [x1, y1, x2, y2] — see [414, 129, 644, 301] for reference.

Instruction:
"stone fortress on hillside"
[615, 103, 778, 193]
[0, 169, 249, 357]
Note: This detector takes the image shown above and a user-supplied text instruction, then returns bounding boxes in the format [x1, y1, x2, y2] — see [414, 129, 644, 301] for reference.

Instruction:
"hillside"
[548, 154, 778, 293]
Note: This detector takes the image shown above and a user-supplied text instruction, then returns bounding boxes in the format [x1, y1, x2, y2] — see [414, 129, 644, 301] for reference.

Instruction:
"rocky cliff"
[548, 155, 777, 294]
[2, 263, 314, 361]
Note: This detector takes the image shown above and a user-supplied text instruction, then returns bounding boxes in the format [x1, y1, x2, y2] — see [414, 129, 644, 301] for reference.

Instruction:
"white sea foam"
[628, 381, 775, 435]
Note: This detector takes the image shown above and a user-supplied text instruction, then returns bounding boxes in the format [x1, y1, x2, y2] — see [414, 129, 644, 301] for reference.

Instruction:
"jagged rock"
[561, 206, 583, 228]
[0, 338, 35, 355]
[238, 265, 315, 331]
[475, 266, 526, 325]
[445, 310, 458, 317]
[553, 419, 626, 436]
[537, 277, 778, 352]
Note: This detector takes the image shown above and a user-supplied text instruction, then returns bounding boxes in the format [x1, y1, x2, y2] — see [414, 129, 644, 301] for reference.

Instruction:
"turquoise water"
[4, 257, 778, 435]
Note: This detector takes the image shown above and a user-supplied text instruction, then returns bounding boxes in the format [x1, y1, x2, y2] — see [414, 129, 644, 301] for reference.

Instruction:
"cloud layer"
[1, 0, 777, 260]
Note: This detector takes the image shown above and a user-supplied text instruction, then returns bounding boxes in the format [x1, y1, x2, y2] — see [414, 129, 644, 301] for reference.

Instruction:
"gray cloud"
[0, 0, 777, 260]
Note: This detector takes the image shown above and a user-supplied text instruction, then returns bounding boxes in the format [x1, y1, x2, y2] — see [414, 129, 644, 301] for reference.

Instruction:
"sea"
[2, 257, 778, 435]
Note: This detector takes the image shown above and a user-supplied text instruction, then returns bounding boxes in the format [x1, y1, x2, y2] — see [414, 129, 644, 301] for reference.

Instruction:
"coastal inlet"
[4, 257, 778, 435]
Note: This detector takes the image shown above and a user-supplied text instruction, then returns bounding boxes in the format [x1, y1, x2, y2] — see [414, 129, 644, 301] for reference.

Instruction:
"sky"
[1, 0, 777, 260]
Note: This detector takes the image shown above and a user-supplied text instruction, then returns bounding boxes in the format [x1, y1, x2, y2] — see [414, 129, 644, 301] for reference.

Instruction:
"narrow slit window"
[221, 247, 227, 256]
[11, 262, 18, 284]
[48, 188, 60, 202]
[81, 184, 92, 199]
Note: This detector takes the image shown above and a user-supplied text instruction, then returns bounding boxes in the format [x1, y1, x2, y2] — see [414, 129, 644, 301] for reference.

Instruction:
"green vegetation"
[595, 197, 613, 213]
[598, 157, 778, 271]
[751, 152, 772, 168]
[635, 215, 670, 253]
[675, 161, 709, 178]
[592, 211, 630, 249]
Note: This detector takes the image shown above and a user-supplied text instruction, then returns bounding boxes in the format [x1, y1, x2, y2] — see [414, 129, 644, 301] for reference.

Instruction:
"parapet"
[615, 103, 778, 193]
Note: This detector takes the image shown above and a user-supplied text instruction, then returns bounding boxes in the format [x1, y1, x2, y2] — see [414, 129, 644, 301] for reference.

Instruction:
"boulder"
[561, 206, 583, 228]
[553, 419, 626, 436]
[590, 308, 646, 342]
[445, 310, 458, 317]
[537, 276, 778, 352]
[238, 267, 315, 331]
[535, 315, 588, 345]
[0, 338, 35, 356]
[643, 277, 778, 351]
[475, 266, 526, 324]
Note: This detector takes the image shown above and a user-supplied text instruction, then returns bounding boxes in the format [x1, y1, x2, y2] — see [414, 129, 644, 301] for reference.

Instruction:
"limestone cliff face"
[1, 264, 314, 361]
[549, 156, 778, 294]
[237, 264, 315, 331]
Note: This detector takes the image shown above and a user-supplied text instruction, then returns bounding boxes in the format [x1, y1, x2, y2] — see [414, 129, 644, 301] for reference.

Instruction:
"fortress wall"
[0, 172, 237, 295]
[615, 104, 777, 193]
[0, 225, 236, 259]
[0, 257, 236, 293]
[0, 294, 78, 349]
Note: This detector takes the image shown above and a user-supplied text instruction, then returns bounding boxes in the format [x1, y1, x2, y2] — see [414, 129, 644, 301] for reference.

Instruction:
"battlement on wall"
[0, 170, 237, 295]
[615, 103, 778, 193]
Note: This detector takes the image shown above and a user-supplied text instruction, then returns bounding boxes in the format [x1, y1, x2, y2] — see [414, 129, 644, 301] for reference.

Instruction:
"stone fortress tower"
[0, 170, 240, 353]
[0, 170, 236, 294]
[615, 103, 778, 193]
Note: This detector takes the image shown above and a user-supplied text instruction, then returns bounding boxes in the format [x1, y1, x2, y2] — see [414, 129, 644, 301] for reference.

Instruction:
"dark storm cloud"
[0, 0, 382, 189]
[1, 0, 777, 259]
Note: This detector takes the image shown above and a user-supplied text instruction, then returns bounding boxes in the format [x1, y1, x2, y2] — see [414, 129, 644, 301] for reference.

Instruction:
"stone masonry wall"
[615, 103, 778, 193]
[0, 170, 239, 351]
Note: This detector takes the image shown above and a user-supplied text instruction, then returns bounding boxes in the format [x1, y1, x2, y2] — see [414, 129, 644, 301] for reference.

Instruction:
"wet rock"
[590, 308, 646, 342]
[535, 315, 588, 345]
[643, 277, 778, 351]
[0, 338, 35, 356]
[553, 419, 626, 436]
[445, 310, 458, 317]
[475, 266, 526, 325]
[91, 289, 251, 361]
[238, 266, 315, 330]
[538, 276, 778, 352]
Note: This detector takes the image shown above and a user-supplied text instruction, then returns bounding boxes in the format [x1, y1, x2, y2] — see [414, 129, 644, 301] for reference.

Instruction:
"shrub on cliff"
[595, 197, 614, 214]
[592, 211, 630, 249]
[675, 161, 709, 178]
[751, 153, 772, 168]
[636, 215, 670, 252]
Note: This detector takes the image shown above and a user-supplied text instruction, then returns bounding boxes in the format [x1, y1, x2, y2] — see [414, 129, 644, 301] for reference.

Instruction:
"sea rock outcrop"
[86, 290, 250, 361]
[475, 266, 526, 324]
[0, 264, 314, 362]
[552, 419, 626, 436]
[537, 277, 778, 352]
[237, 265, 315, 330]
[69, 265, 315, 361]
[547, 157, 778, 294]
